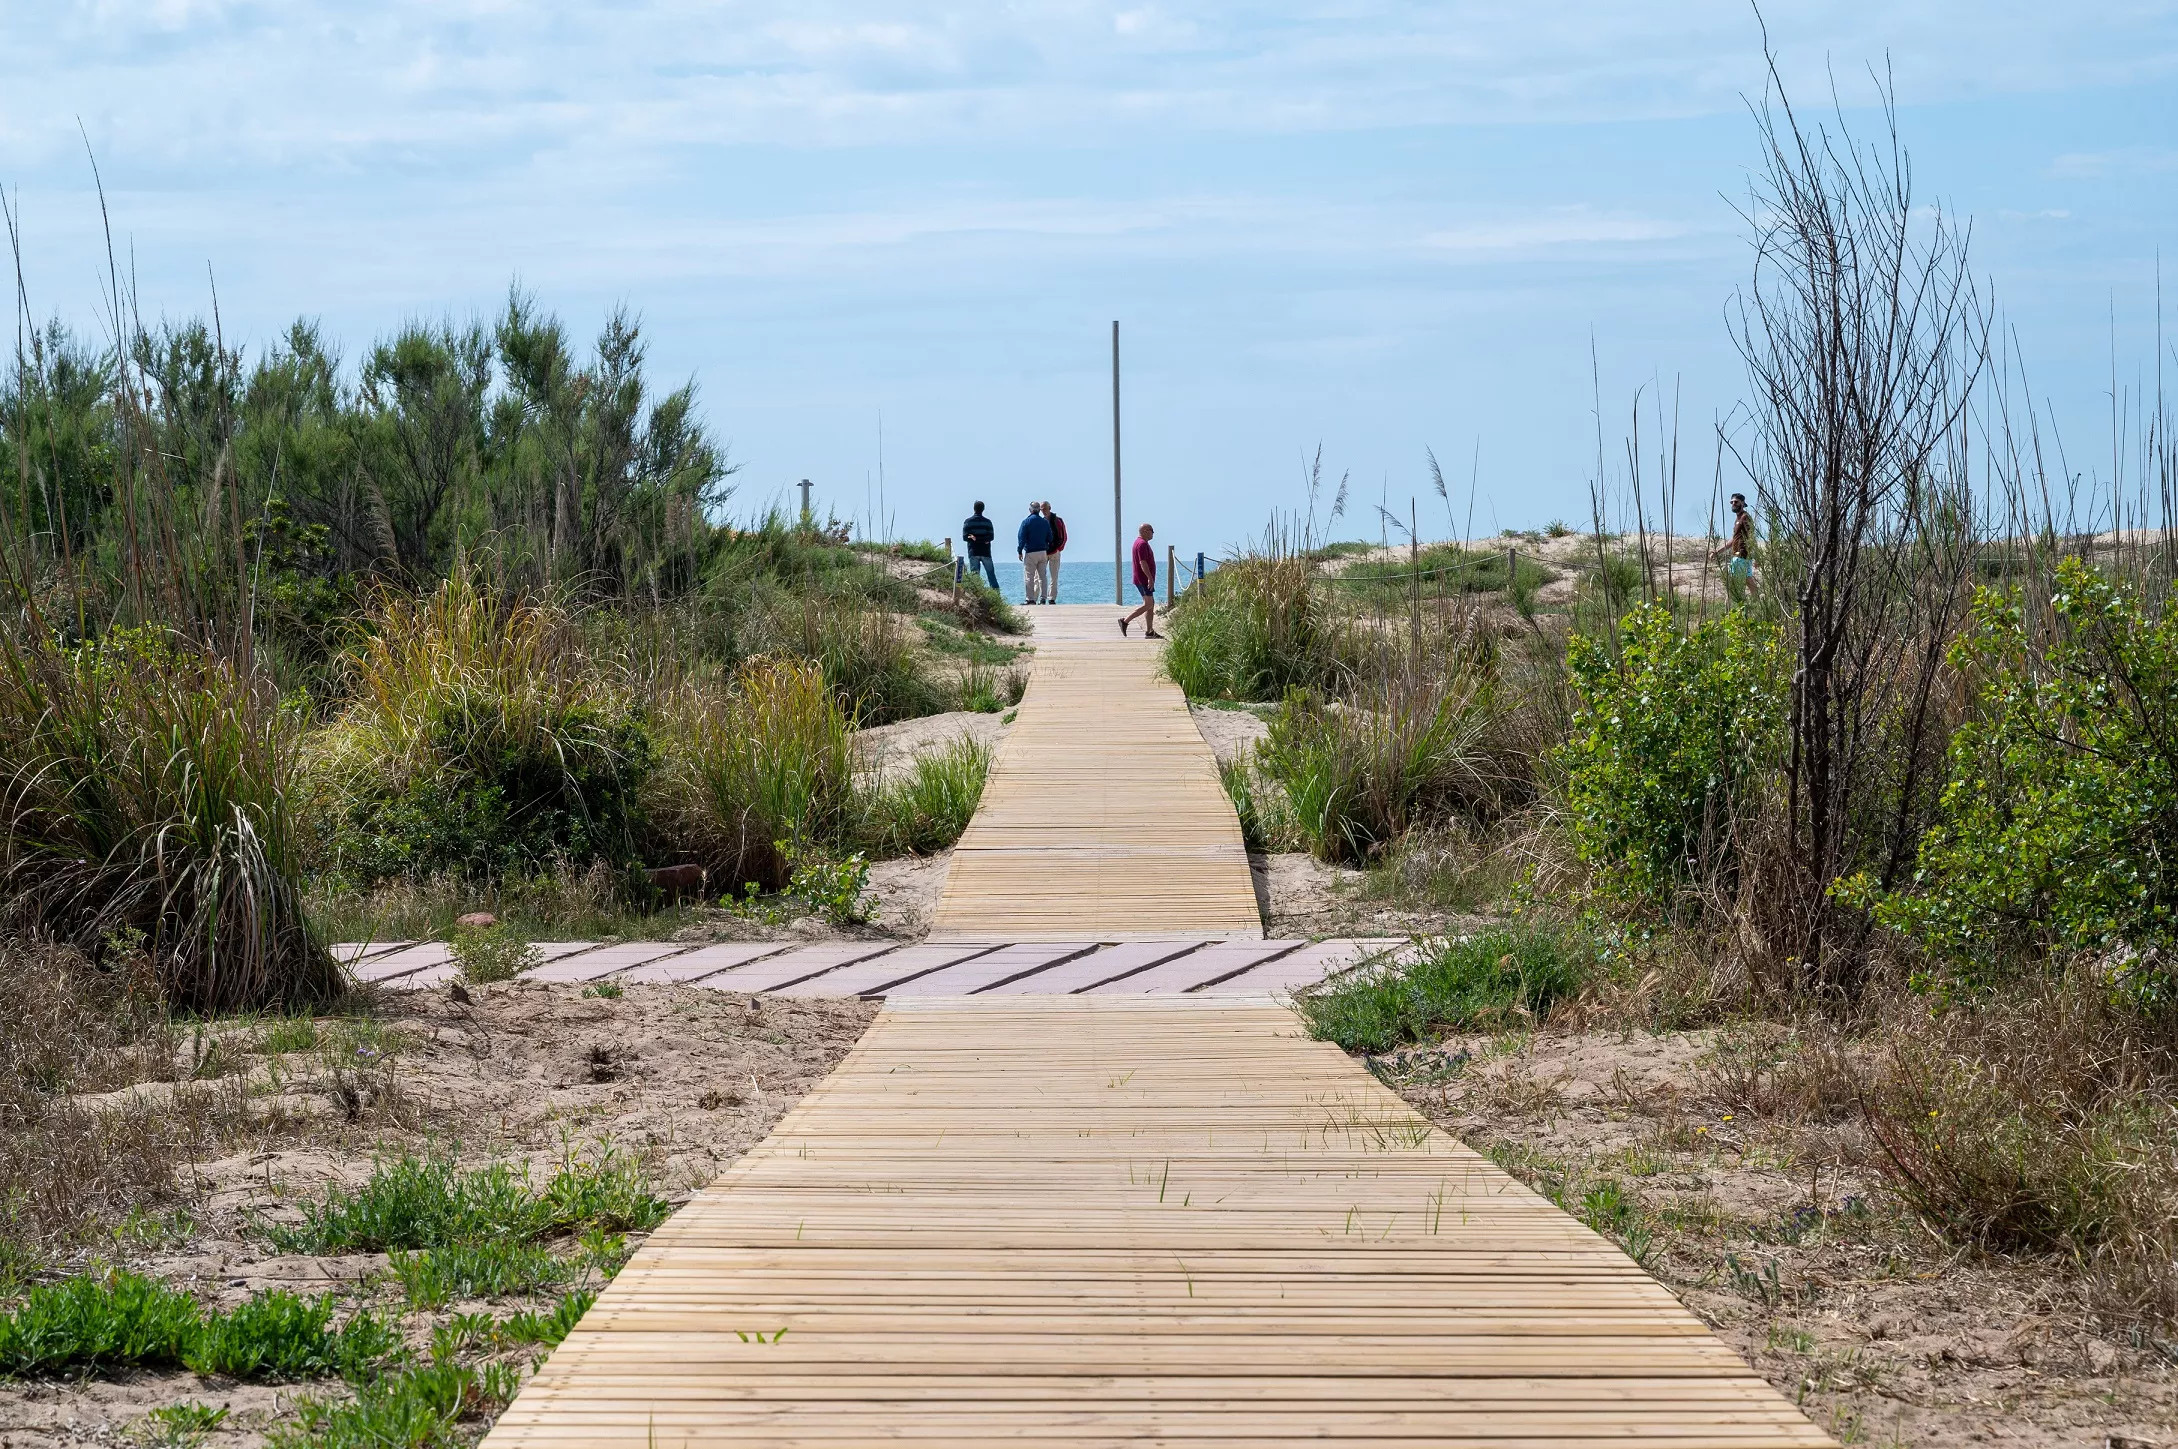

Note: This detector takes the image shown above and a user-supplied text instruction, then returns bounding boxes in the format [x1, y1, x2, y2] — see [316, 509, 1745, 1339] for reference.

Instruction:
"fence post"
[1505, 545, 1517, 595]
[1166, 545, 1176, 607]
[1195, 552, 1205, 591]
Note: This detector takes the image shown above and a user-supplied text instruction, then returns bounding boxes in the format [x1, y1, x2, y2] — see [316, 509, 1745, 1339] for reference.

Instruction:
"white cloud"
[3, 0, 2172, 174]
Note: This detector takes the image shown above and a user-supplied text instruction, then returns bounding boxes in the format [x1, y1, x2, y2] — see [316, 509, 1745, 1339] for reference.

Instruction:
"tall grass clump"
[306, 577, 654, 884]
[1164, 520, 1356, 701]
[860, 738, 990, 855]
[743, 592, 943, 723]
[1259, 662, 1520, 865]
[648, 657, 854, 890]
[0, 626, 334, 1012]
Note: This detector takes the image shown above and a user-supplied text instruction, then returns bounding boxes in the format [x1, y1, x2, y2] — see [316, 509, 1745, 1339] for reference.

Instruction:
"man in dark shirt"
[1017, 503, 1054, 604]
[961, 502, 998, 590]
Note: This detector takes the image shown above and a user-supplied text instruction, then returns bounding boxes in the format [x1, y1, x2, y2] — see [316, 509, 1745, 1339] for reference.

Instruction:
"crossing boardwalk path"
[928, 605, 1262, 942]
[481, 606, 1829, 1447]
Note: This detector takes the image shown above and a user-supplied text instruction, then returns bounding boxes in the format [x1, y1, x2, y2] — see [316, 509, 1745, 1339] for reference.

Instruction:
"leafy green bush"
[787, 847, 877, 926]
[309, 578, 654, 884]
[1861, 561, 2178, 986]
[448, 923, 540, 984]
[648, 658, 855, 891]
[187, 1290, 402, 1381]
[1559, 604, 1786, 912]
[1296, 925, 1596, 1053]
[861, 738, 991, 856]
[0, 626, 335, 1012]
[0, 1270, 396, 1382]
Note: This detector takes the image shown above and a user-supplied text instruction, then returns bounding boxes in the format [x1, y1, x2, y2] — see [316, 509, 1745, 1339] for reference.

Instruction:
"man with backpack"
[1017, 502, 1054, 604]
[960, 501, 999, 590]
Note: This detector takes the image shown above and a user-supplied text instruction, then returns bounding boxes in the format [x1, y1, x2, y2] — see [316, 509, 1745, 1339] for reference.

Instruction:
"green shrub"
[186, 1290, 402, 1381]
[273, 1351, 522, 1449]
[861, 738, 990, 856]
[0, 1269, 201, 1375]
[1296, 924, 1596, 1053]
[1559, 603, 1786, 912]
[1259, 668, 1511, 865]
[743, 593, 943, 723]
[1862, 560, 2178, 987]
[0, 1270, 396, 1382]
[0, 626, 335, 1012]
[448, 923, 540, 984]
[497, 1289, 595, 1347]
[390, 1241, 573, 1307]
[309, 578, 654, 885]
[787, 847, 876, 926]
[265, 1149, 667, 1255]
[649, 658, 854, 890]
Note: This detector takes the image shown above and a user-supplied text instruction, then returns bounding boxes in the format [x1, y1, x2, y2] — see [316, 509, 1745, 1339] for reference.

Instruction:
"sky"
[3, 2, 2175, 558]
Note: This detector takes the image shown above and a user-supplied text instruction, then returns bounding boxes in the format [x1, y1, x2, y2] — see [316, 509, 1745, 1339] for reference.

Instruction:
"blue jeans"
[964, 553, 999, 590]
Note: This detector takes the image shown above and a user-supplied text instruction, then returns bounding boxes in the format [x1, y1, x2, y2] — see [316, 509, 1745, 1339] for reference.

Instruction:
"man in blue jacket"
[1017, 502, 1054, 604]
[960, 502, 998, 590]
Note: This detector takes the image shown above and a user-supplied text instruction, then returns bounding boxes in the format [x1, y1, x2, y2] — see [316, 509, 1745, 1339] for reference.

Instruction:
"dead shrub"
[1858, 967, 2178, 1322]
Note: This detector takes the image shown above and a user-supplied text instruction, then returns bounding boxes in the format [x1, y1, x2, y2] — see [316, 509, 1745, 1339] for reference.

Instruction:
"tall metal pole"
[1111, 321, 1123, 605]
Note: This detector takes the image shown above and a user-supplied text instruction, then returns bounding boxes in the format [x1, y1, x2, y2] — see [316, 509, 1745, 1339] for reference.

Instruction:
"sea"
[963, 557, 1135, 606]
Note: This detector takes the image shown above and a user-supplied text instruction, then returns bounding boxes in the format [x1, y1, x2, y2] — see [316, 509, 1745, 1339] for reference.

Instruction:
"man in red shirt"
[1118, 522, 1161, 638]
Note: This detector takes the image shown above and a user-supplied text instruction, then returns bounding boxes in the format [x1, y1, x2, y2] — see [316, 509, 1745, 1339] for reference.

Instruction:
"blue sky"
[4, 2, 2174, 556]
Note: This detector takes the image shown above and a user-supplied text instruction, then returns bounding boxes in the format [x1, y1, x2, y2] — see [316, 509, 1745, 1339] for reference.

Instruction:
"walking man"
[1711, 492, 1756, 597]
[1042, 501, 1068, 604]
[1118, 522, 1161, 638]
[1018, 501, 1054, 604]
[961, 501, 999, 590]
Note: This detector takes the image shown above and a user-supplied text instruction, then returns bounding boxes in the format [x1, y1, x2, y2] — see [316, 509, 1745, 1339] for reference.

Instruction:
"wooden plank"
[331, 939, 410, 964]
[693, 941, 901, 993]
[1195, 938, 1412, 996]
[1083, 939, 1306, 995]
[350, 942, 450, 982]
[976, 940, 1212, 995]
[774, 943, 1003, 998]
[524, 941, 689, 983]
[617, 942, 794, 984]
[484, 997, 1829, 1449]
[879, 942, 1102, 997]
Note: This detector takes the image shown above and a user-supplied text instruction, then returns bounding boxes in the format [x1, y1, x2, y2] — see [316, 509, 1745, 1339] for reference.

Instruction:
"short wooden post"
[1166, 545, 1176, 607]
[947, 537, 958, 607]
[1505, 545, 1517, 593]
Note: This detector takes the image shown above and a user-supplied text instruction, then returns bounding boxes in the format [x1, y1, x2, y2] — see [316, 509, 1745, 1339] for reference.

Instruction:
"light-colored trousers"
[1041, 551, 1062, 601]
[1022, 550, 1049, 602]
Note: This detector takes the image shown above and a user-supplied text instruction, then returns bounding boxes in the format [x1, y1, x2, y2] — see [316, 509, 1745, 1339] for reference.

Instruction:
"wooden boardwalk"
[928, 605, 1262, 943]
[477, 601, 1828, 1447]
[487, 999, 1828, 1446]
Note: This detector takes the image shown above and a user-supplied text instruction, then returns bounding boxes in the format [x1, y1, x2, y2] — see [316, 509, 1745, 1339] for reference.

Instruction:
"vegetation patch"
[1296, 925, 1595, 1053]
